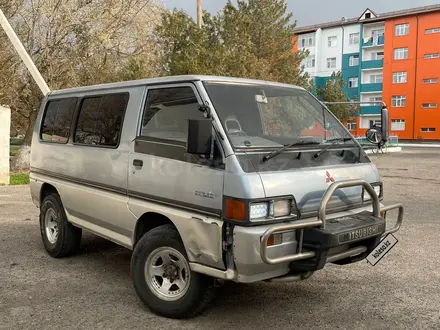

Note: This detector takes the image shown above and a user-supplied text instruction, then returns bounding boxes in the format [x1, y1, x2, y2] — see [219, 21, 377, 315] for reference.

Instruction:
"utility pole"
[0, 9, 50, 96]
[197, 0, 202, 28]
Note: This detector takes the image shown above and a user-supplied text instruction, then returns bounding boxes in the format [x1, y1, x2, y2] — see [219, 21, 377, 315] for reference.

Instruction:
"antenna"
[0, 9, 50, 96]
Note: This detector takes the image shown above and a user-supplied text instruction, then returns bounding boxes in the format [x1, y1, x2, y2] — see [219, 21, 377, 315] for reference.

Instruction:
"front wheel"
[131, 224, 215, 319]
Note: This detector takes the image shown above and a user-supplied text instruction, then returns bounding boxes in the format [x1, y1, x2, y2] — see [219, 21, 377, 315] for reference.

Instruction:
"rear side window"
[41, 98, 77, 143]
[74, 93, 129, 147]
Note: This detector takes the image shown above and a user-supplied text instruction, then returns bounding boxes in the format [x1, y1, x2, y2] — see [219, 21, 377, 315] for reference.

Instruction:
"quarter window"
[140, 87, 204, 143]
[74, 93, 128, 147]
[41, 98, 77, 143]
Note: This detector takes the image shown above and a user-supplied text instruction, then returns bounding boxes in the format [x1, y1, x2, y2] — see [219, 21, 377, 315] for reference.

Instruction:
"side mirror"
[381, 107, 389, 142]
[187, 119, 212, 155]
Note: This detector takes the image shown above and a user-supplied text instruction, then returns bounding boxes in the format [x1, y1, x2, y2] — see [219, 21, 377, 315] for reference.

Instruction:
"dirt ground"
[1, 147, 439, 330]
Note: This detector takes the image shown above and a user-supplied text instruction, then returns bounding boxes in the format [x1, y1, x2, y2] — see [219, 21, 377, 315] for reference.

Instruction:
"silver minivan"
[30, 75, 403, 318]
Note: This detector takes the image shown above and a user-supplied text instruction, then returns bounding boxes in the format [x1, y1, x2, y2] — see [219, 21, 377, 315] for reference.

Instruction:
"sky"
[162, 0, 440, 27]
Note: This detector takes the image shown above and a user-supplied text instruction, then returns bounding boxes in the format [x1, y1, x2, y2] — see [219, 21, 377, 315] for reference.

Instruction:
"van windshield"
[203, 82, 354, 149]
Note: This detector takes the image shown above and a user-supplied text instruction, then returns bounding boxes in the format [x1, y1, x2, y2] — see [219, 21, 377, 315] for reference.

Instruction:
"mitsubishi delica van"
[30, 75, 403, 318]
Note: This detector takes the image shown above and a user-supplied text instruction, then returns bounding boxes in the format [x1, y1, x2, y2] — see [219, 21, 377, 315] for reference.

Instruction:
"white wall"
[363, 22, 385, 40]
[318, 27, 343, 77]
[0, 106, 11, 185]
[360, 92, 382, 103]
[362, 48, 384, 61]
[360, 115, 381, 129]
[342, 24, 361, 54]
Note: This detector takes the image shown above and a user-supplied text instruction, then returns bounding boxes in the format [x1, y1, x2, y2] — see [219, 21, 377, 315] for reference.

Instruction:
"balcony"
[361, 83, 383, 93]
[359, 105, 381, 115]
[362, 35, 384, 47]
[361, 59, 383, 70]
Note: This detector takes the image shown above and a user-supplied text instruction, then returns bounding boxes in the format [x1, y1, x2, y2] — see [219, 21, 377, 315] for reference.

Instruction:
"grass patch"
[10, 146, 20, 157]
[10, 172, 30, 185]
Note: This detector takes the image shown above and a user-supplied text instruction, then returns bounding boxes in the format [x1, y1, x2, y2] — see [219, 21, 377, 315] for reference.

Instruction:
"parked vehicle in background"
[30, 75, 403, 318]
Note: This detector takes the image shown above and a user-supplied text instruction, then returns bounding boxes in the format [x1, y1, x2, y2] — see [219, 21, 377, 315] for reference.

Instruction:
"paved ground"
[1, 148, 439, 329]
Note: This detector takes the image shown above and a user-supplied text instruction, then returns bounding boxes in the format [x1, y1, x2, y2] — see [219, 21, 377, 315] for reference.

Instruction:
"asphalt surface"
[1, 147, 439, 329]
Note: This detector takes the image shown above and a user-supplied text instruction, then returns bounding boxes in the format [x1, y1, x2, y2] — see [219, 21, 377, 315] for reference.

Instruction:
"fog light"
[267, 233, 283, 246]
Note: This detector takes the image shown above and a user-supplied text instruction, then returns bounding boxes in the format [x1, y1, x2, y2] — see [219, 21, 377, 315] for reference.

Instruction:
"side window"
[41, 98, 77, 143]
[74, 93, 129, 147]
[140, 86, 204, 144]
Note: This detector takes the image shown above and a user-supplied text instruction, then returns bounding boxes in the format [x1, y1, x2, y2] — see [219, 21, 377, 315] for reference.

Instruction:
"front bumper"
[259, 180, 403, 270]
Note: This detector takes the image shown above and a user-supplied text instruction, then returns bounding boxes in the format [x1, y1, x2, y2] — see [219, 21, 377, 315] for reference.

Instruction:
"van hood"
[257, 163, 380, 214]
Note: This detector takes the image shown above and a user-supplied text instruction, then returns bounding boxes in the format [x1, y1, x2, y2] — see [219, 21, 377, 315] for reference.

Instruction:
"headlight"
[250, 199, 295, 222]
[250, 202, 269, 220]
[362, 182, 383, 201]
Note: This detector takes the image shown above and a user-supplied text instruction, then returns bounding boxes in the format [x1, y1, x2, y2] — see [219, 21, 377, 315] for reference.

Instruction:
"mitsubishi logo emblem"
[325, 171, 335, 183]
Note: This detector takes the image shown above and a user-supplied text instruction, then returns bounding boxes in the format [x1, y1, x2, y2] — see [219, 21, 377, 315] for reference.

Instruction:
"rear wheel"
[39, 193, 82, 258]
[131, 224, 215, 319]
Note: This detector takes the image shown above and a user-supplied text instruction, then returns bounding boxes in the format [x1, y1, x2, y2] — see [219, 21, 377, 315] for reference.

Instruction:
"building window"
[304, 55, 315, 68]
[425, 28, 440, 34]
[423, 78, 438, 84]
[365, 13, 371, 19]
[298, 33, 316, 48]
[348, 77, 358, 88]
[368, 96, 382, 106]
[369, 120, 381, 128]
[391, 119, 405, 131]
[421, 128, 436, 132]
[424, 53, 440, 59]
[349, 55, 359, 66]
[392, 95, 406, 107]
[328, 36, 337, 48]
[347, 120, 357, 131]
[393, 72, 407, 83]
[327, 57, 337, 69]
[74, 93, 129, 147]
[421, 103, 437, 108]
[41, 98, 77, 143]
[371, 51, 384, 60]
[394, 48, 408, 60]
[349, 33, 360, 45]
[395, 23, 409, 36]
[369, 74, 383, 83]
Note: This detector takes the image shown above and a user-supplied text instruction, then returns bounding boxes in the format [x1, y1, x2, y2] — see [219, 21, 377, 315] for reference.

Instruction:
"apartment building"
[294, 5, 440, 140]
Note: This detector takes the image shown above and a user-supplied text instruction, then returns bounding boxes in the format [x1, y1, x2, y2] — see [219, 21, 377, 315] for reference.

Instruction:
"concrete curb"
[365, 147, 402, 154]
[399, 143, 440, 148]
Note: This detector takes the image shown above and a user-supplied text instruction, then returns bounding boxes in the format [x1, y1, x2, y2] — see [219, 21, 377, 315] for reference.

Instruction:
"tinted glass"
[74, 93, 128, 146]
[41, 98, 77, 143]
[140, 87, 204, 143]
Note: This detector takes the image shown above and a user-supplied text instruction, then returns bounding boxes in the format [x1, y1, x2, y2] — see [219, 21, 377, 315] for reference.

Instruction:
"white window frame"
[304, 55, 316, 68]
[327, 57, 337, 69]
[348, 77, 358, 88]
[371, 52, 384, 60]
[328, 36, 337, 48]
[395, 23, 409, 36]
[394, 48, 408, 60]
[369, 74, 383, 84]
[421, 128, 436, 132]
[349, 33, 360, 45]
[392, 95, 406, 107]
[391, 119, 405, 131]
[424, 53, 440, 59]
[423, 78, 438, 84]
[347, 120, 357, 131]
[368, 96, 382, 106]
[393, 72, 407, 84]
[298, 33, 316, 48]
[349, 55, 359, 66]
[421, 103, 437, 109]
[425, 28, 440, 34]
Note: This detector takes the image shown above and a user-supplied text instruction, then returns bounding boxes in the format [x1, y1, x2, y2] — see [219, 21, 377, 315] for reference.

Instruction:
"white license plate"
[366, 234, 398, 266]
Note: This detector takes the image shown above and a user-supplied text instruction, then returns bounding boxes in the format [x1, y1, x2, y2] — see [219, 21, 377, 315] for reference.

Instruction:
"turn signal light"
[267, 233, 283, 246]
[225, 199, 246, 221]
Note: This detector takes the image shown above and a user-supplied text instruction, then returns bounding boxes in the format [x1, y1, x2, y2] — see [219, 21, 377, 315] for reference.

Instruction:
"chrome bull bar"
[260, 180, 404, 265]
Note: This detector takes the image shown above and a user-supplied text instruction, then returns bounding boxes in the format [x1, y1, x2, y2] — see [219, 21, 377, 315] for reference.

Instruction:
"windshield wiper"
[313, 137, 353, 160]
[262, 140, 320, 162]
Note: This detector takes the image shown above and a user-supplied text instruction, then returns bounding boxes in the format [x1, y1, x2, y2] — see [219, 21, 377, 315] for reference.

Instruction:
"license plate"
[366, 234, 398, 266]
[338, 224, 384, 243]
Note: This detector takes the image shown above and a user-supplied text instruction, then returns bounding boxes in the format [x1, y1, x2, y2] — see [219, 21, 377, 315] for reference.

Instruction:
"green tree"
[155, 0, 311, 88]
[316, 72, 358, 123]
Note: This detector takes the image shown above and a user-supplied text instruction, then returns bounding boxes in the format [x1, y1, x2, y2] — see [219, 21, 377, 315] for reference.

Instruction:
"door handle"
[133, 159, 143, 167]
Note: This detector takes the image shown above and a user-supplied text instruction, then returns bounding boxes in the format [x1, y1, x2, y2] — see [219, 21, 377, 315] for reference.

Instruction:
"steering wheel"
[225, 117, 247, 136]
[227, 129, 247, 136]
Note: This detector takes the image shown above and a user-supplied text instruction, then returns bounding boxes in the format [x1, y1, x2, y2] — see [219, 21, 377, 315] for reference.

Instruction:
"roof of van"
[49, 75, 304, 96]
